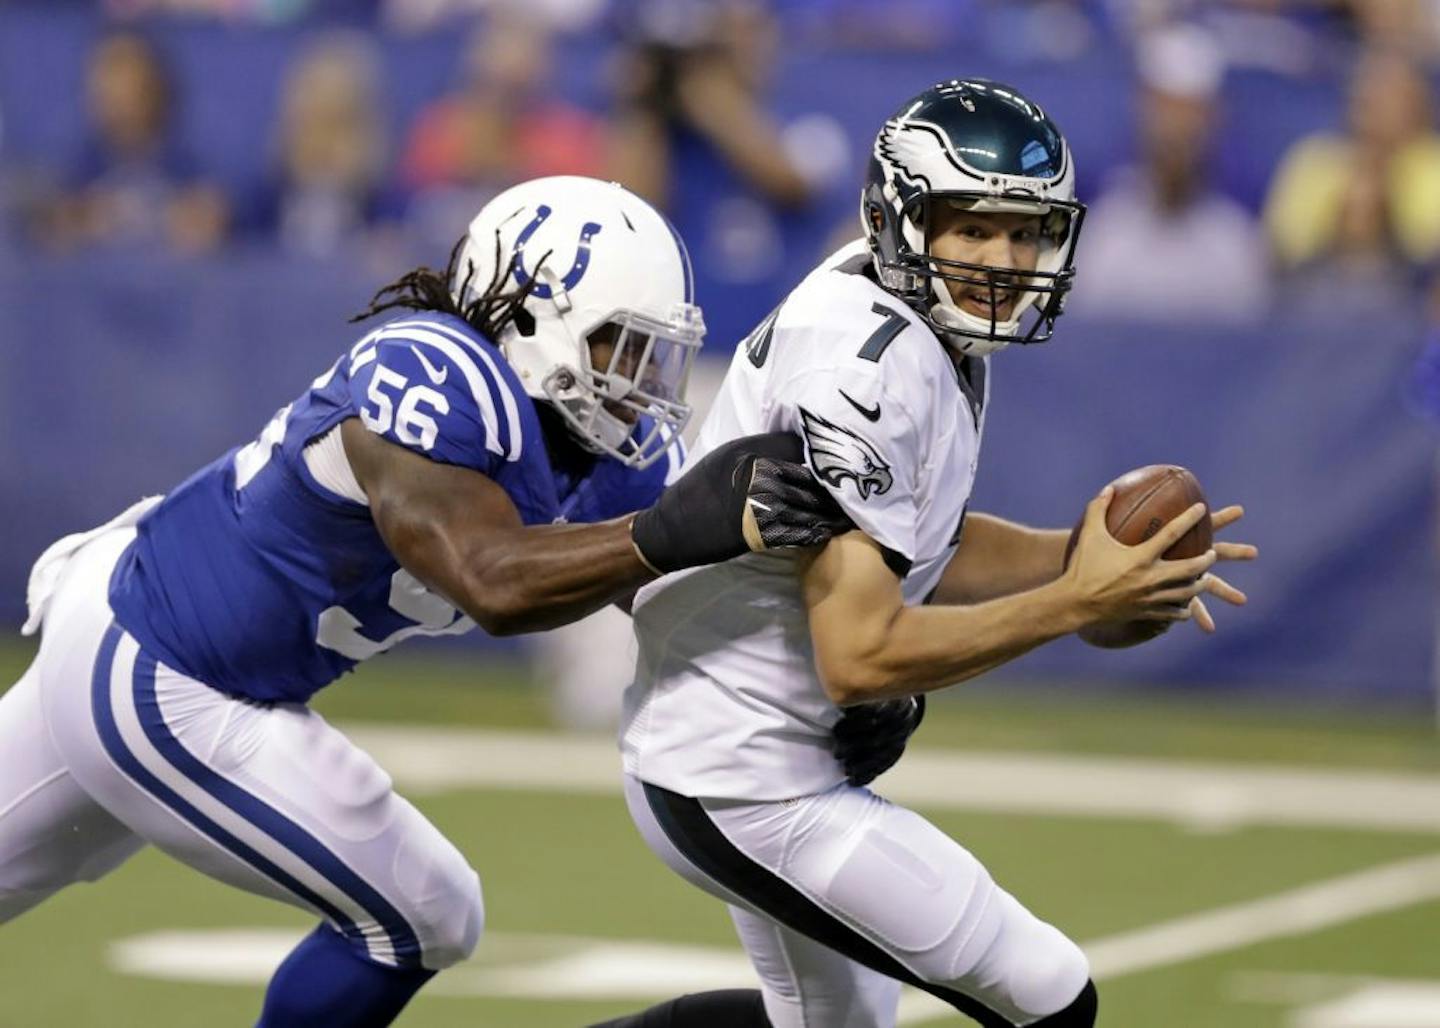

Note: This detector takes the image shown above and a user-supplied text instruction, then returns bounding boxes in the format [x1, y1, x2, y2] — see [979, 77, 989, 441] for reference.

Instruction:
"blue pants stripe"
[90, 623, 422, 967]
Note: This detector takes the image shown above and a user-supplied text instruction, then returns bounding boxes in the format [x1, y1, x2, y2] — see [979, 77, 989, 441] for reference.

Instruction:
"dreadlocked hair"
[351, 232, 542, 341]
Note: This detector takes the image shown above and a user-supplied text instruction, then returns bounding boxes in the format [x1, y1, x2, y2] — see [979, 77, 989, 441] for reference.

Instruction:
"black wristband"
[632, 432, 849, 574]
[631, 433, 809, 573]
[631, 501, 724, 575]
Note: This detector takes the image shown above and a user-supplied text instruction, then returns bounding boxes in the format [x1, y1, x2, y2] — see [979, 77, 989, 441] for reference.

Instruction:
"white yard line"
[1083, 850, 1440, 978]
[338, 724, 1440, 1026]
[343, 724, 1440, 836]
[1227, 973, 1440, 1028]
[110, 722, 1440, 1027]
[113, 850, 1440, 1027]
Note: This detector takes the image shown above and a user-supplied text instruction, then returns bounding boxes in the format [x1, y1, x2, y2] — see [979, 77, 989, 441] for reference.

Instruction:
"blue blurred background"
[3, 0, 1439, 706]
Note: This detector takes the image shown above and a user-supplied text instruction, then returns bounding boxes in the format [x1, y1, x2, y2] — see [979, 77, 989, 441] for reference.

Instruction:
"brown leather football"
[1064, 465, 1212, 649]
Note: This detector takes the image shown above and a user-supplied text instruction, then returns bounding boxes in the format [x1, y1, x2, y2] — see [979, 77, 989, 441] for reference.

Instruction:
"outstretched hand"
[1065, 488, 1217, 628]
[1187, 505, 1258, 633]
[1064, 491, 1257, 638]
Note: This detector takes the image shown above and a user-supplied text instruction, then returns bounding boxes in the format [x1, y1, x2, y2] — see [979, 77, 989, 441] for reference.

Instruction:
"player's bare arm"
[804, 530, 1084, 705]
[927, 512, 1069, 605]
[932, 505, 1257, 618]
[345, 418, 846, 635]
[804, 493, 1237, 704]
[343, 417, 648, 635]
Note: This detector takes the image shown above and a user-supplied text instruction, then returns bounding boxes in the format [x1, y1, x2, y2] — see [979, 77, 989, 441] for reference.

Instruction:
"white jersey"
[621, 240, 990, 801]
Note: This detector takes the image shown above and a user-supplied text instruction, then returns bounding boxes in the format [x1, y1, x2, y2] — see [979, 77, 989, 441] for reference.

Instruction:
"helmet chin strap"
[928, 278, 1019, 358]
[538, 266, 573, 314]
[588, 404, 634, 451]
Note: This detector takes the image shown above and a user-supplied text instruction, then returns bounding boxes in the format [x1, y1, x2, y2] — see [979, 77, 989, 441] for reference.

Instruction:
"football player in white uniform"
[612, 82, 1256, 1027]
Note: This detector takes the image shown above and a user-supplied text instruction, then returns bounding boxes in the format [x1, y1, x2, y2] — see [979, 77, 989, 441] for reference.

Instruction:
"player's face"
[587, 327, 641, 426]
[926, 203, 1042, 323]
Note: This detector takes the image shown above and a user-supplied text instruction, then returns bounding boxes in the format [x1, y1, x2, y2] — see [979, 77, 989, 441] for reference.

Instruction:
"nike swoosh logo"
[838, 389, 881, 422]
[410, 345, 449, 386]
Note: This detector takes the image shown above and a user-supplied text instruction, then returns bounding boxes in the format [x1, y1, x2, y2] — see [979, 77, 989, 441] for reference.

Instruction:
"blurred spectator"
[101, 0, 334, 23]
[39, 32, 228, 255]
[398, 14, 605, 253]
[1104, 0, 1440, 67]
[608, 0, 818, 212]
[605, 0, 852, 341]
[785, 0, 982, 51]
[1069, 25, 1269, 324]
[1263, 48, 1440, 314]
[399, 16, 603, 198]
[245, 33, 398, 256]
[382, 0, 604, 33]
[1346, 0, 1440, 56]
[981, 0, 1105, 62]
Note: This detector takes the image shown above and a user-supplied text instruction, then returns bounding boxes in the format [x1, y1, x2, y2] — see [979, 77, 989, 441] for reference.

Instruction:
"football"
[1065, 465, 1212, 649]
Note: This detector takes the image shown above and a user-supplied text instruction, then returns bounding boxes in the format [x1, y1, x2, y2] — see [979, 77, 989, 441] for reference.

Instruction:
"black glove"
[631, 431, 852, 574]
[832, 695, 925, 787]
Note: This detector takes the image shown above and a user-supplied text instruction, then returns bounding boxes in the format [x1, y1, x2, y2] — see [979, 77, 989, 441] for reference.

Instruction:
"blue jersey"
[108, 311, 678, 704]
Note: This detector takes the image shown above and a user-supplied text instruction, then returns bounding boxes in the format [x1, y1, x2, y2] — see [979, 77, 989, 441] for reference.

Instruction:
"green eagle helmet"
[862, 79, 1086, 357]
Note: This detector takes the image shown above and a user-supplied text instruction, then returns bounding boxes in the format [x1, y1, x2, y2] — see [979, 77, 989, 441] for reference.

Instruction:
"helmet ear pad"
[862, 172, 923, 300]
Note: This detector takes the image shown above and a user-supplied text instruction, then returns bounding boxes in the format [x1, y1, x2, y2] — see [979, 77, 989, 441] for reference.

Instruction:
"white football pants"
[625, 774, 1090, 1028]
[0, 528, 482, 971]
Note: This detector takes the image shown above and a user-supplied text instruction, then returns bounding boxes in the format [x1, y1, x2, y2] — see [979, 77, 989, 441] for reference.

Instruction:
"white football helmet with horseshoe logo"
[453, 176, 704, 468]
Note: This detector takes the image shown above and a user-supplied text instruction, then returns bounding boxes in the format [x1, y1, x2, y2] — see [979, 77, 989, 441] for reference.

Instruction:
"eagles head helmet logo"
[799, 407, 894, 500]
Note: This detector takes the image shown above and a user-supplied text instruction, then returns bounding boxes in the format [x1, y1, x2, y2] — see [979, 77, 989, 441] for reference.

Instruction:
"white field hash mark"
[111, 853, 1440, 1024]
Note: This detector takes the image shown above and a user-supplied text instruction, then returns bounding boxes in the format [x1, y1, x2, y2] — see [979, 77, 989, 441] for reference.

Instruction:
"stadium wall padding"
[0, 253, 1433, 702]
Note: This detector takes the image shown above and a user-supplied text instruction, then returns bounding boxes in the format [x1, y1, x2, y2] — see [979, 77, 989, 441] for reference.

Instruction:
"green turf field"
[3, 634, 1439, 1027]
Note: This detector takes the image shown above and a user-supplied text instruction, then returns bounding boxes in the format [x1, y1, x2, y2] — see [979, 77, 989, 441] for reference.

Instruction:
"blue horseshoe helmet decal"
[511, 205, 604, 299]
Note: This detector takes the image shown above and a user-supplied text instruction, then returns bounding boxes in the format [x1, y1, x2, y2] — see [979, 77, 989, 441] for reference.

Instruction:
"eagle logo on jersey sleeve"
[799, 407, 894, 500]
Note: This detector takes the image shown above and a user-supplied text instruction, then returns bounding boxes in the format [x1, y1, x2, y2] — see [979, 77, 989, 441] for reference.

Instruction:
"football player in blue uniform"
[0, 176, 852, 1026]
